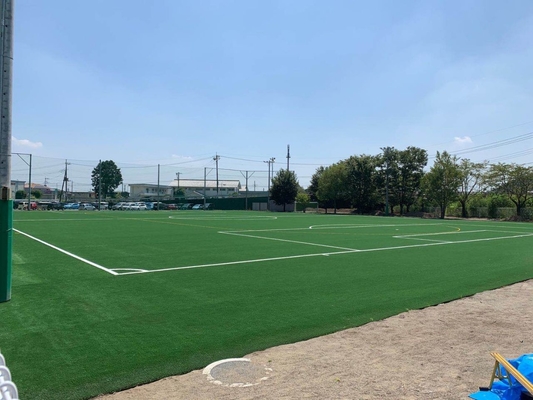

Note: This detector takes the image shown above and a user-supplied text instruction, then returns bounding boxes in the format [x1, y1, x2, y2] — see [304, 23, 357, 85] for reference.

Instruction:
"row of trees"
[269, 147, 533, 219]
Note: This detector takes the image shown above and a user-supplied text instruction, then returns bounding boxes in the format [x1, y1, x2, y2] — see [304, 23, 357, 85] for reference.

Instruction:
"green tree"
[270, 169, 299, 212]
[485, 163, 533, 216]
[378, 146, 399, 215]
[457, 159, 487, 218]
[317, 163, 348, 214]
[396, 147, 428, 214]
[345, 154, 380, 213]
[422, 151, 462, 219]
[92, 160, 123, 198]
[174, 188, 185, 198]
[15, 190, 25, 199]
[295, 192, 310, 212]
[307, 166, 325, 202]
[31, 190, 42, 199]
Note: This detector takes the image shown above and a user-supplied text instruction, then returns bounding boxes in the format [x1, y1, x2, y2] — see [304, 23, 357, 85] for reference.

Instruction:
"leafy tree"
[174, 188, 185, 198]
[377, 147, 427, 214]
[295, 192, 310, 212]
[485, 163, 533, 216]
[397, 147, 427, 213]
[345, 154, 380, 213]
[487, 194, 514, 219]
[457, 159, 487, 218]
[91, 160, 123, 198]
[422, 151, 462, 219]
[307, 166, 325, 202]
[31, 190, 42, 199]
[317, 163, 348, 214]
[270, 169, 299, 212]
[15, 190, 25, 199]
[378, 147, 399, 215]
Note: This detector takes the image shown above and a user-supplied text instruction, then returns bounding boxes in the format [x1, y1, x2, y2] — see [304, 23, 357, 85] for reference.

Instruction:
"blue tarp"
[470, 353, 533, 400]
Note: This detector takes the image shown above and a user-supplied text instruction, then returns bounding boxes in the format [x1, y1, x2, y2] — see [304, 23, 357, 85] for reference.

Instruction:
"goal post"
[295, 201, 319, 213]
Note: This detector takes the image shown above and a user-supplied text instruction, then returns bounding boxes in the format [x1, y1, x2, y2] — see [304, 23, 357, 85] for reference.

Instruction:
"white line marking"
[115, 250, 360, 275]
[14, 229, 118, 275]
[394, 230, 486, 238]
[116, 232, 533, 276]
[168, 216, 277, 221]
[220, 231, 360, 251]
[394, 237, 454, 243]
[308, 223, 448, 230]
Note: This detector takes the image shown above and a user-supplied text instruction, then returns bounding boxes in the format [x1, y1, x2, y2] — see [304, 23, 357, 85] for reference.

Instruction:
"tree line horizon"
[269, 146, 533, 219]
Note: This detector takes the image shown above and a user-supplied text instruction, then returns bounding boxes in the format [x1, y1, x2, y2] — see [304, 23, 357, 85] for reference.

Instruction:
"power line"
[428, 131, 533, 159]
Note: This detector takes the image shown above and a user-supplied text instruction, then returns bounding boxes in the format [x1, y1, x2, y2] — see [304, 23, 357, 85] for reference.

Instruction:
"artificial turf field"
[1, 210, 532, 399]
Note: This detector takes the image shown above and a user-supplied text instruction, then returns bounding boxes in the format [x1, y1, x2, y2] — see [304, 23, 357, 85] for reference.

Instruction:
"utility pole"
[175, 172, 181, 199]
[0, 0, 14, 302]
[98, 159, 102, 209]
[60, 160, 69, 202]
[156, 164, 160, 209]
[269, 157, 275, 185]
[213, 154, 220, 196]
[15, 152, 31, 208]
[286, 144, 290, 170]
[264, 157, 275, 211]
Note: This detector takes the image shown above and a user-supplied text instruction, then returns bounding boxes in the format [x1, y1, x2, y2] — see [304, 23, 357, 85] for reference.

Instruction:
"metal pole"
[157, 164, 160, 210]
[203, 167, 207, 200]
[213, 154, 220, 196]
[0, 0, 14, 302]
[27, 153, 31, 209]
[98, 159, 101, 208]
[245, 171, 248, 211]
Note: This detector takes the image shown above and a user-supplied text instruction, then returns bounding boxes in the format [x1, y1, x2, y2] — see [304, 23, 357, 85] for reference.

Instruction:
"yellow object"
[489, 352, 533, 395]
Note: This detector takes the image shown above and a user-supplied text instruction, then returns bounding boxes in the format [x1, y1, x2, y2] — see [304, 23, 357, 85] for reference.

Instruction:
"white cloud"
[13, 137, 43, 149]
[453, 136, 472, 145]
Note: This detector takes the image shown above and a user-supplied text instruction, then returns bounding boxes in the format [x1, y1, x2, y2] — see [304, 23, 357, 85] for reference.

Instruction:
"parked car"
[112, 202, 126, 210]
[151, 202, 168, 210]
[46, 202, 65, 210]
[79, 203, 95, 211]
[180, 203, 193, 210]
[167, 204, 177, 210]
[64, 203, 79, 210]
[191, 204, 203, 210]
[121, 202, 136, 210]
[204, 203, 213, 210]
[130, 202, 147, 211]
[92, 201, 108, 210]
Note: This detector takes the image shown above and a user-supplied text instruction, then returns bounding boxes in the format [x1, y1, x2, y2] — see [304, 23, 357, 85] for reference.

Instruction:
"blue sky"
[10, 0, 533, 190]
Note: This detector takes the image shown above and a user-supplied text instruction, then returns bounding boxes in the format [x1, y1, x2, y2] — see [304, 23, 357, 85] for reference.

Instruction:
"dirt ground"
[97, 279, 533, 400]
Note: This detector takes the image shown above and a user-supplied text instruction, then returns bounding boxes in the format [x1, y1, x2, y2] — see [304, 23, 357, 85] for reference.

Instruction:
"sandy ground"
[97, 279, 533, 400]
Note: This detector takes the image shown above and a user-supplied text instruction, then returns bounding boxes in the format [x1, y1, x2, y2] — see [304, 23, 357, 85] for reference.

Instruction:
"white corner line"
[13, 229, 118, 276]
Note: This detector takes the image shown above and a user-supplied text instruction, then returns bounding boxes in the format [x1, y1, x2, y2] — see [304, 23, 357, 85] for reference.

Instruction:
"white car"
[121, 202, 135, 210]
[79, 203, 95, 211]
[130, 202, 147, 211]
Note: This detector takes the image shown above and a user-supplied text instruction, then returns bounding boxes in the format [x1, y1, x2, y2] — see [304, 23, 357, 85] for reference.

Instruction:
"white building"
[128, 179, 241, 200]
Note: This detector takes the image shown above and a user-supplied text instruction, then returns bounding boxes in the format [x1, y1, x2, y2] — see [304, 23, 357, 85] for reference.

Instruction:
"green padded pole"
[0, 198, 12, 302]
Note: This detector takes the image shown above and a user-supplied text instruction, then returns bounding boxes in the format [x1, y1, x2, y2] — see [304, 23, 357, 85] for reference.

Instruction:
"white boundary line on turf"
[167, 216, 278, 221]
[394, 229, 488, 238]
[114, 230, 533, 276]
[13, 229, 118, 276]
[308, 222, 448, 230]
[113, 249, 359, 275]
[219, 231, 360, 251]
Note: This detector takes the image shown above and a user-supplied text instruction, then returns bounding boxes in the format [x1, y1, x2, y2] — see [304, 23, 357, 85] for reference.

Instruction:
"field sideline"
[2, 210, 532, 399]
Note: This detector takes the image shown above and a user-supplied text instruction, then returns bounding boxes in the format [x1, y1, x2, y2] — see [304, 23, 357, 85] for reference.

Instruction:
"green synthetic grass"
[1, 210, 532, 399]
